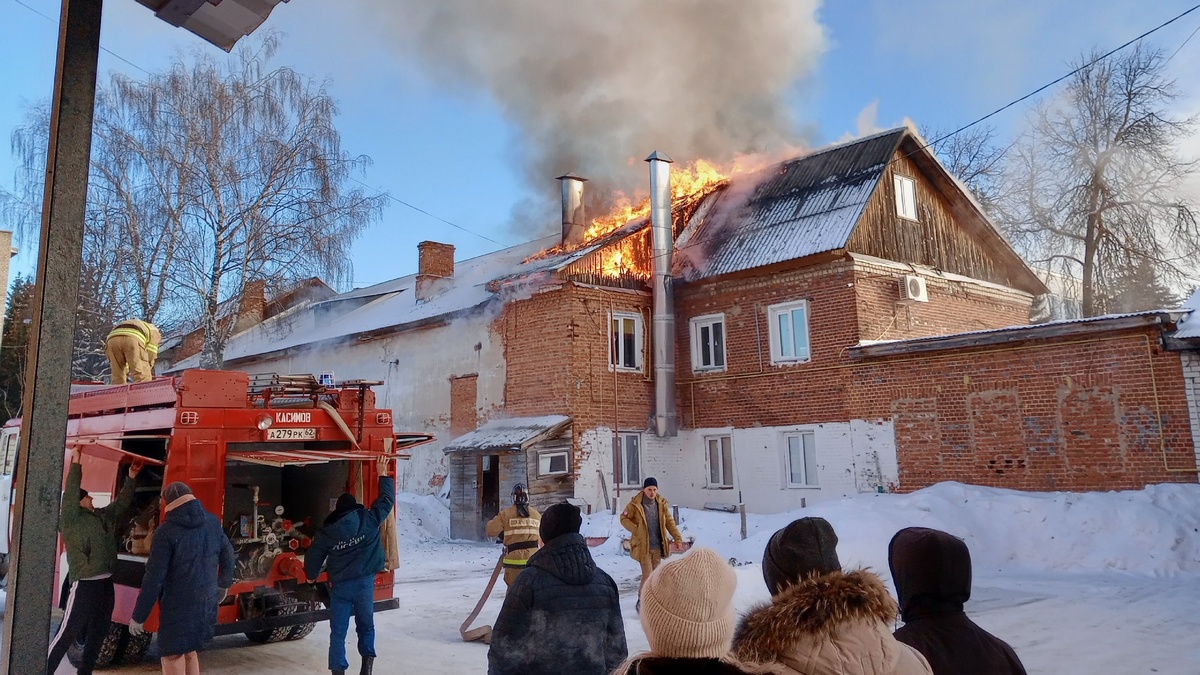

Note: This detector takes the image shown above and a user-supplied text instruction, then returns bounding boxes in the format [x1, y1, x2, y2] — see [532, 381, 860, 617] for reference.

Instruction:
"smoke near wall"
[372, 1, 826, 225]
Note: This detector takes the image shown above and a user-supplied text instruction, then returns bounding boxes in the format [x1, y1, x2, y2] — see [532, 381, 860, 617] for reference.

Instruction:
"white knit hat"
[639, 547, 737, 659]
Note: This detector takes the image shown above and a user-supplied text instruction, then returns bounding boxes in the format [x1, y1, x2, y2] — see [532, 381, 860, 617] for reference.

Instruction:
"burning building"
[170, 126, 1200, 539]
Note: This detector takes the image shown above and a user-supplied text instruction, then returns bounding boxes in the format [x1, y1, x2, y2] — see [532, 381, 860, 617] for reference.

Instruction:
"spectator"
[129, 481, 235, 675]
[305, 455, 396, 675]
[620, 477, 683, 602]
[488, 502, 627, 675]
[614, 547, 762, 675]
[48, 448, 139, 675]
[733, 517, 932, 675]
[888, 527, 1028, 675]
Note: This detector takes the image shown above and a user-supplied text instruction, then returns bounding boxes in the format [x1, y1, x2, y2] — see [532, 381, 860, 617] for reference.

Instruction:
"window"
[538, 451, 569, 476]
[0, 433, 17, 475]
[768, 300, 811, 364]
[705, 435, 733, 488]
[690, 314, 726, 372]
[609, 312, 644, 372]
[894, 175, 918, 221]
[615, 432, 641, 487]
[784, 432, 818, 487]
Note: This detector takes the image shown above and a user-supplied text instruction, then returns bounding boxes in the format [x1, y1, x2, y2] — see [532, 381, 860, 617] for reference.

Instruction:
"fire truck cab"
[0, 370, 431, 668]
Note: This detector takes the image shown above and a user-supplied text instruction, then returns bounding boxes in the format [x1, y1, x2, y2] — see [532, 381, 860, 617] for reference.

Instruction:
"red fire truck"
[0, 370, 432, 668]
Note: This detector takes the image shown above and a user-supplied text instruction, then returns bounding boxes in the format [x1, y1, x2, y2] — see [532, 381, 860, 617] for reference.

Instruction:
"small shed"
[443, 416, 573, 540]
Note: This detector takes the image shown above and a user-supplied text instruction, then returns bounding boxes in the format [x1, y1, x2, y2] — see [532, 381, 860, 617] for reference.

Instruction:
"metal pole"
[646, 151, 677, 437]
[1, 1, 102, 672]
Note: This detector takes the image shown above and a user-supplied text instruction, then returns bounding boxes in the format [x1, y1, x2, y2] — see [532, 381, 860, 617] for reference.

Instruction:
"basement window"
[690, 314, 726, 372]
[894, 175, 918, 221]
[615, 432, 642, 487]
[705, 435, 734, 488]
[768, 300, 811, 364]
[783, 432, 818, 488]
[610, 311, 644, 372]
[538, 451, 569, 477]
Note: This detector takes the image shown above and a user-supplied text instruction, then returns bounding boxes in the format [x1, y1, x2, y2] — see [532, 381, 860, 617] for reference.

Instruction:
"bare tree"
[924, 124, 1008, 214]
[996, 45, 1198, 316]
[4, 34, 385, 368]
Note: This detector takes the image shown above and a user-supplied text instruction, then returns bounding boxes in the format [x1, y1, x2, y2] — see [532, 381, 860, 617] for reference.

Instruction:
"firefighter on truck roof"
[486, 484, 542, 586]
[105, 318, 162, 384]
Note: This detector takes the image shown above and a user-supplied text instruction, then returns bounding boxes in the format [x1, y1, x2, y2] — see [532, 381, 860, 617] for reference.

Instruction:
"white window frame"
[609, 311, 644, 373]
[615, 432, 642, 487]
[537, 450, 570, 477]
[690, 314, 727, 373]
[704, 435, 734, 489]
[783, 431, 819, 488]
[767, 300, 811, 365]
[894, 174, 918, 221]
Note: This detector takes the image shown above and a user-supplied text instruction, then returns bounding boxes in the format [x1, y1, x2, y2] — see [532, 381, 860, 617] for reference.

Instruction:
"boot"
[359, 657, 374, 675]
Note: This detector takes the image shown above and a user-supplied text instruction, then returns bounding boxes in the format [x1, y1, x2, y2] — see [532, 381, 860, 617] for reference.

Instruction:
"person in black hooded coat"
[888, 527, 1028, 675]
[487, 503, 627, 675]
[130, 481, 236, 675]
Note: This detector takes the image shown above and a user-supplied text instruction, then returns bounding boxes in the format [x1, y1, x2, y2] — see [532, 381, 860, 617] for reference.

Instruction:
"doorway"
[479, 454, 500, 539]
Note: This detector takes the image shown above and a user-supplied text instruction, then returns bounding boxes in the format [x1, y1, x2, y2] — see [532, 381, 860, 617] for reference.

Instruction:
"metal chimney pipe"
[646, 151, 677, 437]
[556, 173, 588, 247]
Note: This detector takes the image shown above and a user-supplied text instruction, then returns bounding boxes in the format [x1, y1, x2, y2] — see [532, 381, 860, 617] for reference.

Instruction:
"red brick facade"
[850, 327, 1196, 491]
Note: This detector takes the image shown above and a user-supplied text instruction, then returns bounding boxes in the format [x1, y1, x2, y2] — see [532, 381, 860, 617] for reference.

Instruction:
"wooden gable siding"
[848, 150, 1026, 290]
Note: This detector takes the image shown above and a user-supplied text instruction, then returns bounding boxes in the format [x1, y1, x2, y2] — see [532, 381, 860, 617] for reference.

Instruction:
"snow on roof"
[1172, 288, 1200, 339]
[442, 415, 571, 454]
[172, 237, 559, 367]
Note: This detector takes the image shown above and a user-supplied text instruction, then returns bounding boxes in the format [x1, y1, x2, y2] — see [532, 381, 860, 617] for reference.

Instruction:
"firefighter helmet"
[511, 483, 528, 505]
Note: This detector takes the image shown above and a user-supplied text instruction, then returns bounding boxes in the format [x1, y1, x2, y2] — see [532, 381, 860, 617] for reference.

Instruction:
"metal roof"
[442, 415, 571, 455]
[674, 129, 905, 282]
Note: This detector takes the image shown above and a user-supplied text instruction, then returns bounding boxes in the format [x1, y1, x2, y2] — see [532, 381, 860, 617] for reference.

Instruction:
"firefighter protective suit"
[106, 319, 161, 384]
[485, 503, 542, 586]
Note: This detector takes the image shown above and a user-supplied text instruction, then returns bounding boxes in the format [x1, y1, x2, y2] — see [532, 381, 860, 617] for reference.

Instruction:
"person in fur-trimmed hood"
[732, 517, 932, 675]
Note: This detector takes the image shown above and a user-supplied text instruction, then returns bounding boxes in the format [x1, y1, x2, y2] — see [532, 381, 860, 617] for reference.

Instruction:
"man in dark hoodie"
[888, 527, 1028, 675]
[129, 481, 235, 675]
[305, 455, 395, 675]
[487, 502, 628, 675]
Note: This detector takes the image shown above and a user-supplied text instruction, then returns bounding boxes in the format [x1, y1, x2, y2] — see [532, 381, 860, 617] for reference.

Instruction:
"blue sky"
[1, 0, 1198, 289]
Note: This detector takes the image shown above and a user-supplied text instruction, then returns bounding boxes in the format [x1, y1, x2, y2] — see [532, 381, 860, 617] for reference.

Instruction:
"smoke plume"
[371, 1, 826, 226]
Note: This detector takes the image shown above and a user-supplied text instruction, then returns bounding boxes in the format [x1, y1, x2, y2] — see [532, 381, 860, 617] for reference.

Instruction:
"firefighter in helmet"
[485, 483, 542, 586]
[105, 319, 162, 384]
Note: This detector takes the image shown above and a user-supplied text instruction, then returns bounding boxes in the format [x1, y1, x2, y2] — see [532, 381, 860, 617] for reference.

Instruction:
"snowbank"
[395, 492, 450, 542]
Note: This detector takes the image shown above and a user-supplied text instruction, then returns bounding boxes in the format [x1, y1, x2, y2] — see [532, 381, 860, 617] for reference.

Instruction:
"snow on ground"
[25, 482, 1200, 673]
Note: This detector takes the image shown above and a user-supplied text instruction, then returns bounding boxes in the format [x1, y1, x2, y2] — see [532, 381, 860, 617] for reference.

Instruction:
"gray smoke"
[371, 0, 826, 227]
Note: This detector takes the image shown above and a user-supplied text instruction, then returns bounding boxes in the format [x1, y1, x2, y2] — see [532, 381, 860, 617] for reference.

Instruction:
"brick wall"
[418, 241, 456, 278]
[851, 328, 1198, 491]
[449, 374, 479, 437]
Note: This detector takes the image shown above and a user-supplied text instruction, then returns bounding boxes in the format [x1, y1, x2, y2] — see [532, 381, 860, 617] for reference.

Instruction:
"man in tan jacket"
[485, 483, 542, 586]
[619, 477, 683, 601]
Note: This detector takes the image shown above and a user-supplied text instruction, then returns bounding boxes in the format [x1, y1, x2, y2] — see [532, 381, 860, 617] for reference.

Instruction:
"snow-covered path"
[27, 482, 1200, 673]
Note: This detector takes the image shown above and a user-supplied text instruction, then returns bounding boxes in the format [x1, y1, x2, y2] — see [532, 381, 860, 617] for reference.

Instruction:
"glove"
[128, 621, 146, 637]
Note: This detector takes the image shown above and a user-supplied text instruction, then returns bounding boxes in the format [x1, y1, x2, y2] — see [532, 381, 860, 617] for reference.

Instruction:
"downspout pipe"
[647, 151, 677, 437]
[557, 173, 588, 247]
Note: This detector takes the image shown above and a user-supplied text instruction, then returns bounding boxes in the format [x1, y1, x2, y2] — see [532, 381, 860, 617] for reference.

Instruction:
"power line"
[1165, 21, 1200, 65]
[11, 0, 502, 246]
[918, 2, 1200, 155]
[349, 177, 504, 245]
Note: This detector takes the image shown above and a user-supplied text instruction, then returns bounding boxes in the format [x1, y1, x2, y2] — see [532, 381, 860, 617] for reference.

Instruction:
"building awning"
[443, 416, 571, 456]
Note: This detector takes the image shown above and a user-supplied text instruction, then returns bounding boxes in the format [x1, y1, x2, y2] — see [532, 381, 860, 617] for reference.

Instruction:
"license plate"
[266, 427, 317, 441]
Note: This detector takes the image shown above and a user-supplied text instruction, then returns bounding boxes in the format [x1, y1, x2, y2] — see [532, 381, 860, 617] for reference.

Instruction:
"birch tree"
[996, 45, 1198, 316]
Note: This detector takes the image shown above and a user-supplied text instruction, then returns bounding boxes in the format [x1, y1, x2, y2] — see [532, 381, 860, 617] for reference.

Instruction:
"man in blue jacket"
[305, 455, 395, 675]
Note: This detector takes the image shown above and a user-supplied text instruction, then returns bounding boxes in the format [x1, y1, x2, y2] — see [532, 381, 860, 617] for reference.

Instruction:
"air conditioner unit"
[898, 275, 928, 304]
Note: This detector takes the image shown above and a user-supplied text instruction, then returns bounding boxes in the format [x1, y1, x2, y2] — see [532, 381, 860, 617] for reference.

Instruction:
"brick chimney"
[416, 241, 455, 302]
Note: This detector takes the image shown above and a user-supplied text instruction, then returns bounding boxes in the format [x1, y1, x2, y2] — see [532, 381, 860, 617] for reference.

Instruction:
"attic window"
[894, 175, 918, 221]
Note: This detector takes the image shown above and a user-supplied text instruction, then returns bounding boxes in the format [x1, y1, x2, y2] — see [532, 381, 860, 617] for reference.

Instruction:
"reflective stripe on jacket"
[486, 505, 542, 569]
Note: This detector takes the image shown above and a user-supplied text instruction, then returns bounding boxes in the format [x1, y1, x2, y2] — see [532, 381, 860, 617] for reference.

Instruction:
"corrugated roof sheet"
[1172, 289, 1200, 338]
[442, 415, 571, 454]
[674, 129, 905, 282]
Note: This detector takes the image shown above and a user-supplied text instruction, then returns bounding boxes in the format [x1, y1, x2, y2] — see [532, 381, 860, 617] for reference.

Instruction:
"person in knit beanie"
[615, 547, 763, 675]
[732, 518, 933, 675]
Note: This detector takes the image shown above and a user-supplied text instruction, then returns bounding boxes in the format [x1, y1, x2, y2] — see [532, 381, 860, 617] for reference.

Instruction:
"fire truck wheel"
[244, 600, 298, 644]
[117, 628, 153, 664]
[285, 622, 316, 640]
[66, 621, 126, 669]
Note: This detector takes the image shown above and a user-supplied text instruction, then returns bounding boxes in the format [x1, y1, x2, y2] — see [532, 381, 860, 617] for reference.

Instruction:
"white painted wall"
[575, 419, 898, 514]
[238, 312, 506, 495]
[1181, 352, 1200, 482]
